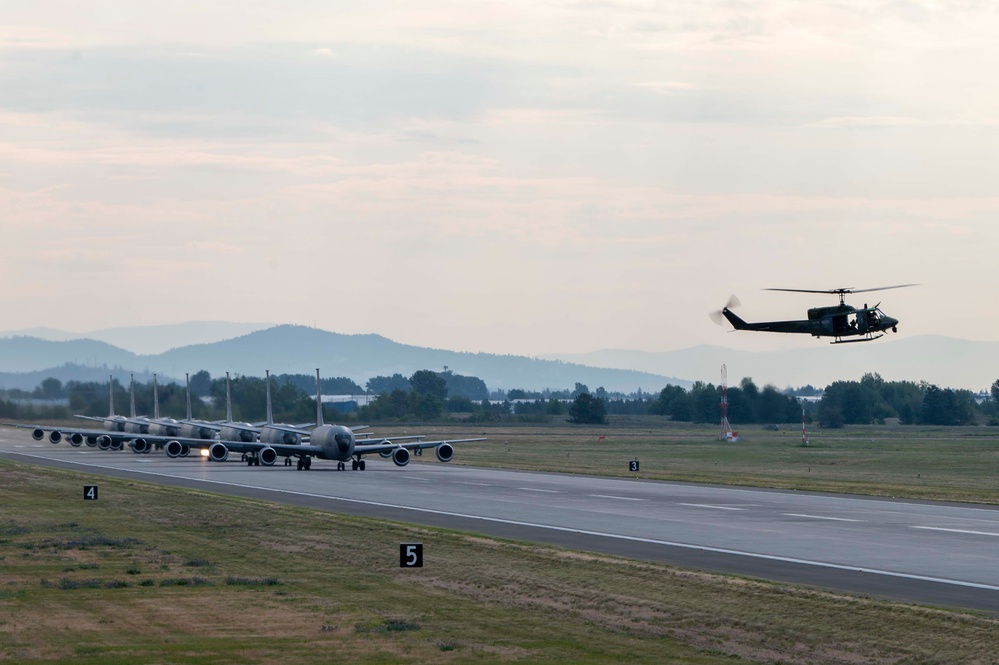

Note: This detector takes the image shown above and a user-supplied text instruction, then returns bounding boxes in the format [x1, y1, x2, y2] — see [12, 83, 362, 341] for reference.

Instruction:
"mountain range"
[0, 325, 685, 393]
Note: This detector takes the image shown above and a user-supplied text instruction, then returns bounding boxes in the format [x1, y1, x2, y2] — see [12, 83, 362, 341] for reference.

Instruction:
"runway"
[3, 431, 999, 613]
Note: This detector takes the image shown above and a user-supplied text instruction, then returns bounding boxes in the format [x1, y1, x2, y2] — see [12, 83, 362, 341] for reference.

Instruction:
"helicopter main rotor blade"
[765, 284, 917, 296]
[843, 284, 919, 294]
[764, 287, 854, 295]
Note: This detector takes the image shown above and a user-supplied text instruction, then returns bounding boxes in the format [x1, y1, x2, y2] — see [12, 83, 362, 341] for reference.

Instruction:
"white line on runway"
[590, 494, 647, 501]
[518, 487, 558, 493]
[679, 503, 745, 511]
[461, 482, 493, 487]
[7, 450, 999, 594]
[912, 526, 999, 537]
[783, 513, 865, 523]
[398, 476, 431, 481]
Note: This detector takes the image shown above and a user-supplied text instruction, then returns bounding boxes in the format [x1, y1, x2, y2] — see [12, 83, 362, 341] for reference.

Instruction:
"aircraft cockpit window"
[335, 433, 352, 446]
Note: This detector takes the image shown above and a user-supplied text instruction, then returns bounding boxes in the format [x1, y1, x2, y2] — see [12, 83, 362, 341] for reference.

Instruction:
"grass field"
[3, 459, 999, 664]
[391, 418, 999, 505]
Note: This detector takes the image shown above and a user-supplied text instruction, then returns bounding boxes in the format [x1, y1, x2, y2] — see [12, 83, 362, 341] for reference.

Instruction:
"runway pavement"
[3, 430, 999, 613]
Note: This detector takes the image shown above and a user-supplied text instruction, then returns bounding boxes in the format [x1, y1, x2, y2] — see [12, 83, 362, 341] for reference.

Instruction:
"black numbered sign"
[84, 485, 99, 500]
[629, 460, 640, 473]
[400, 543, 423, 568]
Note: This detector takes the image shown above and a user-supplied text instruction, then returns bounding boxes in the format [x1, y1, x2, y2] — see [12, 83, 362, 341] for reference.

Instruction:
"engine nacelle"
[379, 449, 392, 458]
[97, 435, 112, 450]
[391, 447, 410, 467]
[259, 447, 277, 466]
[208, 442, 229, 462]
[48, 431, 62, 444]
[180, 444, 190, 457]
[32, 428, 45, 441]
[435, 443, 454, 463]
[165, 440, 183, 458]
[68, 432, 84, 447]
[110, 439, 123, 451]
[85, 436, 97, 447]
[130, 438, 151, 454]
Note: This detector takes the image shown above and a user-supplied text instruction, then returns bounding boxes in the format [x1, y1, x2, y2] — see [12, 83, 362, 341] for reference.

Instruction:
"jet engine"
[258, 446, 277, 466]
[68, 432, 84, 447]
[32, 428, 45, 441]
[208, 442, 229, 462]
[110, 439, 123, 451]
[48, 431, 62, 444]
[130, 438, 151, 454]
[435, 443, 454, 463]
[391, 447, 410, 467]
[165, 440, 183, 458]
[85, 436, 97, 447]
[97, 435, 112, 450]
[379, 449, 392, 458]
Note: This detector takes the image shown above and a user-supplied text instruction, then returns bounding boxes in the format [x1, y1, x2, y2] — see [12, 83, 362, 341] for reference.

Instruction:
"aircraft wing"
[354, 437, 486, 456]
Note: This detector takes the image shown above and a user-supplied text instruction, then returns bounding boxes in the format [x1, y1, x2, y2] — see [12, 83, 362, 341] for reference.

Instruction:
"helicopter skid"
[830, 334, 884, 345]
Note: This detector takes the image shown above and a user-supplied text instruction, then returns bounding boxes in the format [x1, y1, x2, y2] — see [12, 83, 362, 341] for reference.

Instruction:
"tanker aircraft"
[200, 369, 486, 471]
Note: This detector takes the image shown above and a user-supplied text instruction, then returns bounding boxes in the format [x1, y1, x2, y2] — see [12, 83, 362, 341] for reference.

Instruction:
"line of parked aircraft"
[4, 369, 483, 471]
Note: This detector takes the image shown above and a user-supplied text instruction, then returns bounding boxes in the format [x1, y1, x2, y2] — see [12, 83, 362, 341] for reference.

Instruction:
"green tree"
[366, 374, 411, 394]
[568, 392, 607, 424]
[410, 370, 448, 400]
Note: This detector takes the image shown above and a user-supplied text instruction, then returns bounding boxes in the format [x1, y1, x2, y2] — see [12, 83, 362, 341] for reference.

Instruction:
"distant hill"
[0, 364, 158, 391]
[0, 321, 276, 355]
[543, 335, 999, 392]
[0, 325, 686, 393]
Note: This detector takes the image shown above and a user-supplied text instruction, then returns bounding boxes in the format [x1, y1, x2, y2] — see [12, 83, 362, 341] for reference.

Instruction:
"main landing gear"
[296, 457, 312, 470]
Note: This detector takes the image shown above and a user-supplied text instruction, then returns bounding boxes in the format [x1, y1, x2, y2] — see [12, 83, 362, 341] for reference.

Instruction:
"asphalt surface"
[3, 431, 999, 613]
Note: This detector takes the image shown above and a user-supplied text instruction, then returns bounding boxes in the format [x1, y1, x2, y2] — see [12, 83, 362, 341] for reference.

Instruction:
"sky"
[3, 1, 999, 356]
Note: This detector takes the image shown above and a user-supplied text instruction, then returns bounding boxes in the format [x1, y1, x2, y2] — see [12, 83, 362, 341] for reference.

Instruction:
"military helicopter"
[710, 285, 917, 344]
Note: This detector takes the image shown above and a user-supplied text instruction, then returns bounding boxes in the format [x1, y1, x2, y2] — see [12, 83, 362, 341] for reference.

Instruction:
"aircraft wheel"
[305, 458, 312, 470]
[351, 460, 358, 471]
[359, 460, 366, 471]
[296, 458, 303, 470]
[337, 461, 345, 471]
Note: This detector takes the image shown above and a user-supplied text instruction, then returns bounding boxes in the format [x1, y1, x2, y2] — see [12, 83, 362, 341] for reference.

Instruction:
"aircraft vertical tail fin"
[723, 309, 748, 330]
[315, 368, 324, 428]
[108, 375, 115, 418]
[265, 369, 273, 425]
[185, 373, 193, 421]
[225, 372, 233, 423]
[153, 374, 160, 420]
[130, 374, 136, 418]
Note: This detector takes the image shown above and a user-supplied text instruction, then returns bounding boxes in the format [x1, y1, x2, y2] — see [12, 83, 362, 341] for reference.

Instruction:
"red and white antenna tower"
[719, 364, 734, 441]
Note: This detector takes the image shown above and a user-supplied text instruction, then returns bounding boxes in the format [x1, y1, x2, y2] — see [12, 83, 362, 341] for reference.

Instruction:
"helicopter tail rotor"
[710, 295, 741, 326]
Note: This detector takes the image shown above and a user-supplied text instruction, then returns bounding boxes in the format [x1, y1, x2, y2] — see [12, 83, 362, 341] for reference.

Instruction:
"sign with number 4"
[84, 485, 99, 500]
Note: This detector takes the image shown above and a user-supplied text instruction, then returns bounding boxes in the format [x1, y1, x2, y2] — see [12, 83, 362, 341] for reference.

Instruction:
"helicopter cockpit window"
[868, 309, 881, 326]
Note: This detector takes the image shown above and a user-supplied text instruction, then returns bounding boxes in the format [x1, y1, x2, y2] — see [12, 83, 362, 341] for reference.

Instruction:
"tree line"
[3, 370, 997, 427]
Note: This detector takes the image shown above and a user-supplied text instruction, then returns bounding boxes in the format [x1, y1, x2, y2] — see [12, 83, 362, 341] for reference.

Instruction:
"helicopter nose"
[884, 317, 899, 331]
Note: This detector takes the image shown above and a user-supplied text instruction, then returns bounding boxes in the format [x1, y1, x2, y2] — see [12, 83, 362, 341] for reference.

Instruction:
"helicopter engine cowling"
[130, 438, 150, 454]
[48, 431, 62, 444]
[435, 443, 454, 463]
[208, 442, 229, 462]
[391, 447, 410, 467]
[68, 432, 84, 447]
[32, 428, 45, 441]
[165, 440, 183, 458]
[258, 446, 277, 467]
[97, 435, 112, 450]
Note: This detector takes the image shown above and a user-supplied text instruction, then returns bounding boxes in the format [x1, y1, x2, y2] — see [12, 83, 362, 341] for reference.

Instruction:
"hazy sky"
[3, 1, 998, 356]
